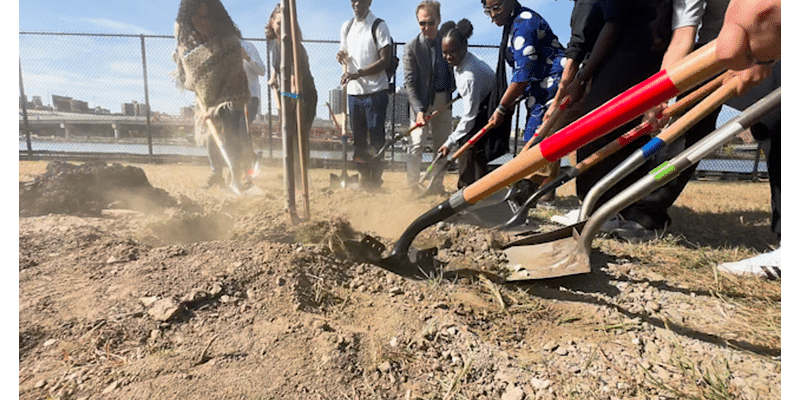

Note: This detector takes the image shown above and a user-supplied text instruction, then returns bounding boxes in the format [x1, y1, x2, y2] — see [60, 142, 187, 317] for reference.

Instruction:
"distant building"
[52, 95, 73, 112]
[180, 106, 194, 121]
[122, 101, 149, 116]
[70, 99, 89, 113]
[328, 87, 344, 115]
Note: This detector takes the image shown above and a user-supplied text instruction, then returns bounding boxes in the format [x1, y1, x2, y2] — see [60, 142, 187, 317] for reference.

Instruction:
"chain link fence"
[19, 32, 766, 180]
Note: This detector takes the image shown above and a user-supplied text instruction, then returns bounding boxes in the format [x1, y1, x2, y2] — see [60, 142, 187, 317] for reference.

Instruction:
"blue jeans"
[348, 90, 388, 185]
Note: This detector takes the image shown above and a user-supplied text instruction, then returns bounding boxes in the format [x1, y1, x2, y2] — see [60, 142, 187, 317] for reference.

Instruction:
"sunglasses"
[418, 20, 436, 27]
[483, 2, 504, 16]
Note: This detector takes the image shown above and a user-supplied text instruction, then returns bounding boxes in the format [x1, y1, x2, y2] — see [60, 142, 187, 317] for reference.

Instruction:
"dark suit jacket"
[402, 32, 455, 115]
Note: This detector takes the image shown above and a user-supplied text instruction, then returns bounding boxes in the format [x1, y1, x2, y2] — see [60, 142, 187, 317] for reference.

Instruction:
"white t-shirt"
[339, 11, 392, 95]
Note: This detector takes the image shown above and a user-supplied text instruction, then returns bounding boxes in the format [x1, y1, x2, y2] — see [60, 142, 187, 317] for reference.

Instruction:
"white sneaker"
[717, 247, 781, 279]
[551, 209, 580, 226]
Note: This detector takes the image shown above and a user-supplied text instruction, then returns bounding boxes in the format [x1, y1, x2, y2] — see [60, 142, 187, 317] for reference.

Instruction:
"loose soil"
[18, 160, 780, 400]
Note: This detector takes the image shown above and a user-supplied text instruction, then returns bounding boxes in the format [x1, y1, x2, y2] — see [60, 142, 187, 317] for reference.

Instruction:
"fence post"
[140, 35, 154, 160]
[19, 59, 33, 155]
[265, 36, 274, 159]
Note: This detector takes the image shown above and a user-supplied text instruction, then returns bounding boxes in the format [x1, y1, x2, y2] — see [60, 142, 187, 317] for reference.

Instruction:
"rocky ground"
[18, 160, 781, 399]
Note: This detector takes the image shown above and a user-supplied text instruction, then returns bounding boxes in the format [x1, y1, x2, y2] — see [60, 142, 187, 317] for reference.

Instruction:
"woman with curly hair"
[173, 0, 252, 189]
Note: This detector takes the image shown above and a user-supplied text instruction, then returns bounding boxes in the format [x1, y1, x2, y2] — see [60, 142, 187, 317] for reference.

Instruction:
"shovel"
[496, 72, 728, 232]
[345, 41, 725, 278]
[204, 117, 243, 195]
[503, 87, 780, 281]
[373, 94, 462, 163]
[326, 101, 360, 188]
[443, 97, 572, 227]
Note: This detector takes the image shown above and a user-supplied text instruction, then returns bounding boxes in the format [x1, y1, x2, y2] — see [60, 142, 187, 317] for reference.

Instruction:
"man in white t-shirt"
[336, 0, 394, 189]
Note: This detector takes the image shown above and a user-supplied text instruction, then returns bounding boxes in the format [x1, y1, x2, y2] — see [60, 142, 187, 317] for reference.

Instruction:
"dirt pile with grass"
[19, 161, 780, 400]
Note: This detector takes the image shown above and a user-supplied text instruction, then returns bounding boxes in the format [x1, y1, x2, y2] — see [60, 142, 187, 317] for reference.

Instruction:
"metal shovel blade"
[444, 188, 519, 228]
[501, 221, 590, 281]
[344, 235, 441, 279]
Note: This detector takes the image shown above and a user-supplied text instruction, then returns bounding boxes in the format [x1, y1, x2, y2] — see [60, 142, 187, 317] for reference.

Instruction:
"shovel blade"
[444, 188, 521, 228]
[501, 222, 591, 281]
[344, 235, 441, 279]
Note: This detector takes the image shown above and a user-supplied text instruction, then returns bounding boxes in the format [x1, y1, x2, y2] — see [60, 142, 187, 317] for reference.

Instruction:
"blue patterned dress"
[504, 4, 566, 141]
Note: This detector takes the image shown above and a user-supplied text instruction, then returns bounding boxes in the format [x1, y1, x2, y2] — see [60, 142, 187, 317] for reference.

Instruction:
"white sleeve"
[243, 41, 266, 76]
[374, 20, 392, 50]
[672, 0, 705, 30]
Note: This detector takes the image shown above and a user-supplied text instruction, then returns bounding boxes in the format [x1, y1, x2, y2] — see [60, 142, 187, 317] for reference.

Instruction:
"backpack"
[345, 17, 399, 91]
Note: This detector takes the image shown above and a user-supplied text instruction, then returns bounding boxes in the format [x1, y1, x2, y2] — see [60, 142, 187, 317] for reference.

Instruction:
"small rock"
[501, 384, 524, 400]
[148, 298, 181, 321]
[34, 379, 46, 389]
[209, 284, 224, 296]
[43, 339, 57, 347]
[106, 255, 120, 264]
[542, 341, 558, 352]
[377, 361, 392, 374]
[555, 347, 569, 356]
[139, 296, 159, 307]
[388, 287, 403, 296]
[102, 381, 118, 394]
[389, 337, 398, 348]
[530, 377, 552, 390]
[276, 277, 287, 286]
[246, 289, 255, 299]
[220, 295, 232, 303]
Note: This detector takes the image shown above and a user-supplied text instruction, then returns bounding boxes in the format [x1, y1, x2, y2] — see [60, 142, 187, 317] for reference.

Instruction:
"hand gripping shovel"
[372, 94, 462, 162]
[496, 72, 728, 233]
[503, 87, 780, 281]
[205, 117, 243, 195]
[326, 101, 360, 188]
[502, 73, 751, 280]
[419, 120, 496, 195]
[345, 41, 725, 278]
[443, 97, 572, 227]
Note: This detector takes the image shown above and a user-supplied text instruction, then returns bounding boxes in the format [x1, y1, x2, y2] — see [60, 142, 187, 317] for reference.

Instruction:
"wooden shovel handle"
[462, 40, 723, 204]
[450, 121, 495, 161]
[654, 72, 739, 145]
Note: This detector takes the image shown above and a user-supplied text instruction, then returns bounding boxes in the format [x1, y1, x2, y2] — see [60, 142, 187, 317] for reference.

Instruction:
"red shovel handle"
[462, 41, 721, 204]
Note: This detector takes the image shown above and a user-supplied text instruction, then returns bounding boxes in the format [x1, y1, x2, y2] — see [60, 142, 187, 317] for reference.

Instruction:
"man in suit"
[403, 0, 455, 193]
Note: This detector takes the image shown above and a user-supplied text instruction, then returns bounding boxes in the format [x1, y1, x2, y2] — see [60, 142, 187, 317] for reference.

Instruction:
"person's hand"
[340, 70, 361, 86]
[336, 50, 349, 65]
[488, 109, 505, 130]
[642, 102, 669, 130]
[726, 63, 773, 95]
[716, 0, 781, 70]
[562, 79, 587, 107]
[416, 111, 427, 127]
[437, 145, 450, 157]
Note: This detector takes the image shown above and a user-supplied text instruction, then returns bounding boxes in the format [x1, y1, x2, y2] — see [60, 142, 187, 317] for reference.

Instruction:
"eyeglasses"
[418, 20, 436, 27]
[483, 2, 504, 16]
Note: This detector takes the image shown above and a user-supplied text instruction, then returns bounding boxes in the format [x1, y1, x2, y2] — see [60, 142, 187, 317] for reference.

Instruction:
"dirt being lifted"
[18, 161, 780, 400]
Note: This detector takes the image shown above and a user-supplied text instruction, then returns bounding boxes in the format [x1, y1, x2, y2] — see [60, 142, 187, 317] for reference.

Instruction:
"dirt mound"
[19, 161, 177, 217]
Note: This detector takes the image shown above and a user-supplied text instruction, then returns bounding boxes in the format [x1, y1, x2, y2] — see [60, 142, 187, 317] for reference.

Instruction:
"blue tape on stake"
[640, 137, 665, 158]
[281, 92, 303, 101]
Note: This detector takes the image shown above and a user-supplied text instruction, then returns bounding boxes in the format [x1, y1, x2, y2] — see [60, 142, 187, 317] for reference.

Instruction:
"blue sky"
[17, 0, 575, 116]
